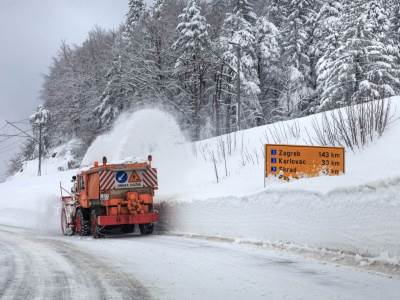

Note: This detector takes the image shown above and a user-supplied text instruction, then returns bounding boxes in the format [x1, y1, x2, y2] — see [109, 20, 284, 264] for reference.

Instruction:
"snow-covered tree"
[260, 0, 290, 28]
[95, 0, 152, 130]
[280, 0, 320, 116]
[30, 106, 49, 128]
[41, 27, 116, 146]
[315, 0, 343, 99]
[173, 0, 211, 139]
[318, 0, 400, 110]
[282, 0, 314, 80]
[125, 0, 146, 39]
[254, 16, 282, 122]
[233, 0, 257, 25]
[220, 0, 262, 129]
[173, 0, 210, 62]
[30, 106, 50, 153]
[315, 0, 342, 53]
[94, 32, 132, 130]
[390, 3, 400, 43]
[366, 0, 390, 40]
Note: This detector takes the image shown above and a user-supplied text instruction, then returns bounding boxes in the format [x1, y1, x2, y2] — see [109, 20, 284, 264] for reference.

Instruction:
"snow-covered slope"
[0, 99, 399, 267]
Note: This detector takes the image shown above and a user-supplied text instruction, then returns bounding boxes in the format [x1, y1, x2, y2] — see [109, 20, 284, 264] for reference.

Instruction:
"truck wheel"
[139, 223, 154, 235]
[121, 224, 135, 234]
[90, 209, 103, 238]
[61, 208, 74, 236]
[75, 209, 90, 236]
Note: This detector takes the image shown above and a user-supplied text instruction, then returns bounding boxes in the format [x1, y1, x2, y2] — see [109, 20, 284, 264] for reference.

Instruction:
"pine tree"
[220, 0, 262, 129]
[366, 0, 390, 39]
[173, 0, 211, 140]
[319, 0, 400, 110]
[388, 2, 400, 70]
[173, 0, 210, 60]
[262, 0, 290, 29]
[315, 0, 343, 98]
[354, 0, 399, 101]
[125, 0, 146, 39]
[282, 0, 314, 80]
[95, 33, 132, 129]
[233, 0, 257, 25]
[390, 3, 400, 43]
[315, 0, 342, 53]
[280, 0, 319, 116]
[254, 16, 282, 122]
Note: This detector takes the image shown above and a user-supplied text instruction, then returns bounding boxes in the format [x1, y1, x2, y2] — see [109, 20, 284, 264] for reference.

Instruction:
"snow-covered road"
[0, 226, 150, 299]
[0, 225, 399, 300]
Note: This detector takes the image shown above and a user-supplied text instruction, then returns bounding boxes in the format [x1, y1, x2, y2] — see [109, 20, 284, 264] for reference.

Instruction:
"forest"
[11, 0, 400, 172]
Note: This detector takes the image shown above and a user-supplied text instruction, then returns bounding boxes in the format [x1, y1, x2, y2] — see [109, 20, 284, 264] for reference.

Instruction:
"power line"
[5, 120, 42, 176]
[5, 121, 38, 143]
[0, 134, 29, 139]
[8, 118, 30, 124]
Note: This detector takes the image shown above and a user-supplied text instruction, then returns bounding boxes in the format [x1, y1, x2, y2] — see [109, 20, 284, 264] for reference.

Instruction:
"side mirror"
[72, 176, 77, 181]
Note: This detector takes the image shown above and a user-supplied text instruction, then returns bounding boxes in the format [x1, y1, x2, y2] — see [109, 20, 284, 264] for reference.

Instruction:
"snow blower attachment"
[60, 156, 159, 238]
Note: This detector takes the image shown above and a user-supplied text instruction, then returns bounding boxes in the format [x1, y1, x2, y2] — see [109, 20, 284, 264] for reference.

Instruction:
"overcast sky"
[0, 0, 130, 180]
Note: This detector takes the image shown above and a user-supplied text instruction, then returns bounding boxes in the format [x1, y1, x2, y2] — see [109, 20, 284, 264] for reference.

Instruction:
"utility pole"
[6, 120, 42, 176]
[236, 45, 241, 130]
[38, 123, 42, 176]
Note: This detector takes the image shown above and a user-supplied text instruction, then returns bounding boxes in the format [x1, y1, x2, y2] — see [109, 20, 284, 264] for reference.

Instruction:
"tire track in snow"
[0, 228, 150, 300]
[0, 241, 16, 297]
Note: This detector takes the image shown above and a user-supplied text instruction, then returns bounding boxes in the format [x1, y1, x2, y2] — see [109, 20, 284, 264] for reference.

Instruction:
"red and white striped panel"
[142, 168, 158, 188]
[100, 170, 115, 190]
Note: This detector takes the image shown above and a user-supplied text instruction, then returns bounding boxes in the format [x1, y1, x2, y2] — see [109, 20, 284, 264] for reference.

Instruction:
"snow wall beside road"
[158, 177, 400, 264]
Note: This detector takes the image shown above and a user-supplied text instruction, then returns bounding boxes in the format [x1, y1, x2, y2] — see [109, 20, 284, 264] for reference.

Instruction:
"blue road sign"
[116, 171, 128, 183]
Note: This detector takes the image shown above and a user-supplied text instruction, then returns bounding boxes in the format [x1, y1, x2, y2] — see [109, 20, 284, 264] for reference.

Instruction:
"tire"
[90, 207, 104, 238]
[139, 223, 154, 235]
[61, 208, 74, 236]
[121, 224, 135, 234]
[75, 209, 90, 236]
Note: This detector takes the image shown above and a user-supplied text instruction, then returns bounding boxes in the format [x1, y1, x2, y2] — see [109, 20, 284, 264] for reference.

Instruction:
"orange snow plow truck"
[60, 156, 159, 238]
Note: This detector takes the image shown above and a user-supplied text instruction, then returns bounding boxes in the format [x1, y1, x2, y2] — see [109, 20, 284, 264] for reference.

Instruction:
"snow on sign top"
[265, 144, 345, 181]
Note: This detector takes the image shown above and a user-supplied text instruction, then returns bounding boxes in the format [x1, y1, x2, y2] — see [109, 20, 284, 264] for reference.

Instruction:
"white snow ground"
[0, 98, 399, 298]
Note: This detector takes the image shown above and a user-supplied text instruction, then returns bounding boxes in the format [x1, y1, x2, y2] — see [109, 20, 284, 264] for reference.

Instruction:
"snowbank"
[0, 141, 77, 232]
[0, 170, 73, 233]
[159, 177, 400, 264]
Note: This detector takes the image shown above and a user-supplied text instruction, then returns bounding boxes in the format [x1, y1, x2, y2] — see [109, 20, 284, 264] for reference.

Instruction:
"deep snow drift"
[0, 100, 399, 267]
